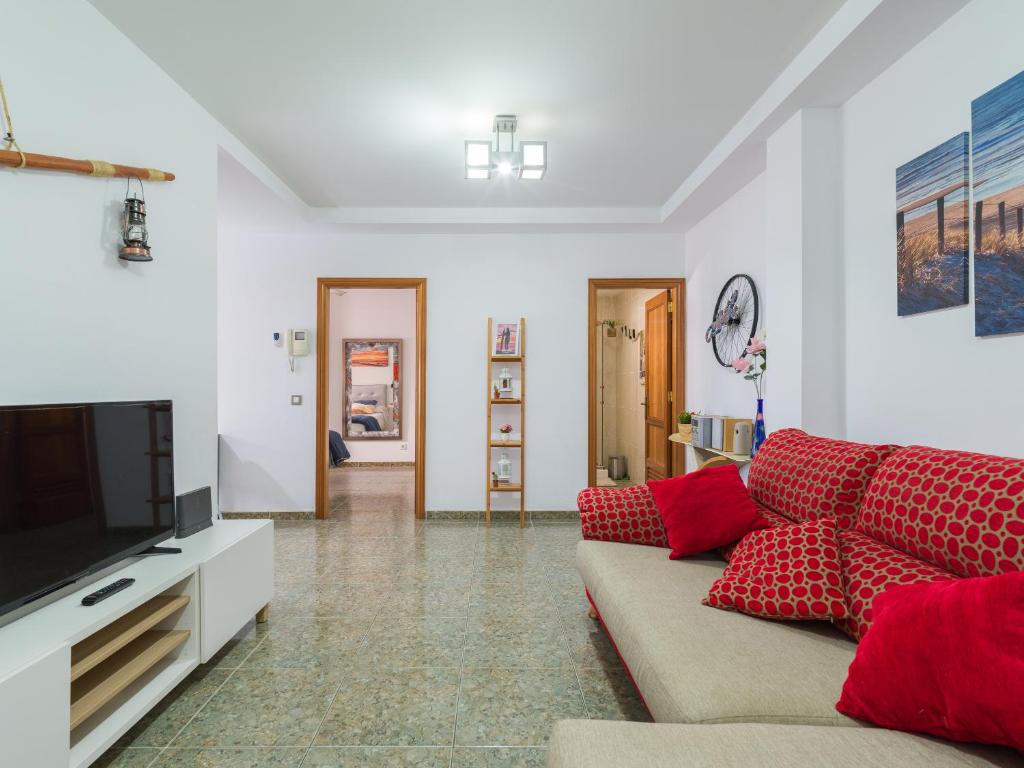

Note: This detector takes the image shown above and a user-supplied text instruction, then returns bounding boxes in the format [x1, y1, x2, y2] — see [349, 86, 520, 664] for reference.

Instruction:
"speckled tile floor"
[327, 466, 415, 519]
[97, 506, 649, 768]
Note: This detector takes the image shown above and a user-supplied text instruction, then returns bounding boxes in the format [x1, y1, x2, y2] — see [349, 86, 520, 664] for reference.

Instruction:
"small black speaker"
[175, 486, 213, 539]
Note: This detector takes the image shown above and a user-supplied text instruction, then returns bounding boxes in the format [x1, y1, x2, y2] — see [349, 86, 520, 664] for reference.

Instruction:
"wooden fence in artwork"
[896, 180, 969, 255]
[974, 198, 1024, 250]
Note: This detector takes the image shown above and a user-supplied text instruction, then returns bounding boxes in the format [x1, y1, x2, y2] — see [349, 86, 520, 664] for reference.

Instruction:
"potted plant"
[499, 423, 514, 443]
[601, 319, 618, 337]
[677, 410, 697, 441]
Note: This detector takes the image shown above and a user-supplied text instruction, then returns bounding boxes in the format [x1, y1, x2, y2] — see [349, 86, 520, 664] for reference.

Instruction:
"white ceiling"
[90, 0, 844, 211]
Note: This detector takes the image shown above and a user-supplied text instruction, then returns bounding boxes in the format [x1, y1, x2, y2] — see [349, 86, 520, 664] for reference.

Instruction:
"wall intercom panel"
[288, 329, 309, 356]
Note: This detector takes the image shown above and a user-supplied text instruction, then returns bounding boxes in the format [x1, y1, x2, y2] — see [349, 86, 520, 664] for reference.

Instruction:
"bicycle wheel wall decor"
[705, 274, 759, 368]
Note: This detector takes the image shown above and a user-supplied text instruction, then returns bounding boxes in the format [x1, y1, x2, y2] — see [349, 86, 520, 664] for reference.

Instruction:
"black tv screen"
[0, 400, 174, 618]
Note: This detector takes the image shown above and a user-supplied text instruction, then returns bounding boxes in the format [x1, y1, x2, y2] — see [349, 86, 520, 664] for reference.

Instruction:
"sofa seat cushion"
[836, 530, 958, 642]
[855, 445, 1024, 578]
[547, 720, 1024, 768]
[577, 539, 858, 725]
[748, 429, 897, 529]
[577, 484, 668, 547]
[705, 518, 848, 621]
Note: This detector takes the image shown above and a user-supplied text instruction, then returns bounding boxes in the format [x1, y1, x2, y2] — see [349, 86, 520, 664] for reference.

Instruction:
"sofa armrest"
[576, 485, 668, 547]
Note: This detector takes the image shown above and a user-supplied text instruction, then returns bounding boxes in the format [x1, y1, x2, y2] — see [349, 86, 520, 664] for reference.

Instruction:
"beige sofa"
[546, 538, 1023, 767]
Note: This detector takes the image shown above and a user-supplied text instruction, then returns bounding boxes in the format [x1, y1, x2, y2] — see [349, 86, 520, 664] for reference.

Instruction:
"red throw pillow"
[648, 464, 769, 559]
[836, 571, 1024, 751]
[704, 518, 848, 620]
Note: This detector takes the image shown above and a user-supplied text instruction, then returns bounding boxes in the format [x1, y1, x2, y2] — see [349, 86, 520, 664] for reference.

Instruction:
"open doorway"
[588, 278, 685, 487]
[315, 278, 426, 519]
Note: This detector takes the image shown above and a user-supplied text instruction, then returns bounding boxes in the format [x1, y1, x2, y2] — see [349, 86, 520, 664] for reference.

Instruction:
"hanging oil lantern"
[118, 176, 152, 262]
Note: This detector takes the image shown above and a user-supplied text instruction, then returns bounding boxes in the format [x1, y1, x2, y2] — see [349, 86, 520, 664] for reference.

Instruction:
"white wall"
[767, 108, 844, 438]
[327, 288, 416, 462]
[681, 0, 1023, 457]
[682, 173, 768, 473]
[765, 114, 806, 434]
[842, 0, 1024, 455]
[687, 114, 843, 445]
[0, 0, 222, 499]
[799, 109, 844, 438]
[217, 233, 685, 512]
[685, 174, 768, 423]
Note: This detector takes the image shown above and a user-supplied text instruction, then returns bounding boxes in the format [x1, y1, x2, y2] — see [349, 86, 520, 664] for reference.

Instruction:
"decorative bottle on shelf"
[497, 452, 512, 483]
[751, 398, 767, 458]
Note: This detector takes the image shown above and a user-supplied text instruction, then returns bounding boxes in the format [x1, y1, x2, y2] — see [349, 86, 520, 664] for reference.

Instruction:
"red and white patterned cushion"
[747, 429, 897, 529]
[836, 529, 958, 642]
[704, 518, 848, 621]
[577, 484, 668, 547]
[721, 502, 793, 561]
[856, 446, 1024, 578]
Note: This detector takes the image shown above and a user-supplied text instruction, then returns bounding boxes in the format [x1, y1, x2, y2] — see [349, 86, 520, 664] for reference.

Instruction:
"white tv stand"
[0, 519, 273, 768]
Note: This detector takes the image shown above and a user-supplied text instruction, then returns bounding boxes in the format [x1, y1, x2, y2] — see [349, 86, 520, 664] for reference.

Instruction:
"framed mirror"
[343, 339, 402, 440]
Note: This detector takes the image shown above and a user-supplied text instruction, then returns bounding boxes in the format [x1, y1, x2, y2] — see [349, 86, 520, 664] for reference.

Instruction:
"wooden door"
[644, 291, 672, 480]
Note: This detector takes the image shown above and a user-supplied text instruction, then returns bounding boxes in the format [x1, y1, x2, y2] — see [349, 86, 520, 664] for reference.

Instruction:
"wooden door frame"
[587, 278, 685, 487]
[315, 277, 427, 519]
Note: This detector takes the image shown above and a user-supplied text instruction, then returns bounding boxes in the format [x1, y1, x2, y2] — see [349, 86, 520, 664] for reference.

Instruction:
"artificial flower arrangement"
[498, 423, 514, 442]
[731, 332, 767, 455]
[731, 334, 766, 398]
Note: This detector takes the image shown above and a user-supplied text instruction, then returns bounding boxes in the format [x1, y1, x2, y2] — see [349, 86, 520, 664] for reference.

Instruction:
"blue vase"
[751, 398, 767, 458]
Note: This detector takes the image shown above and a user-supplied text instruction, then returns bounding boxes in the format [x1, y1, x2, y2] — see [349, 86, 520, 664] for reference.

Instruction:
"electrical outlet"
[400, 442, 408, 451]
[290, 395, 302, 406]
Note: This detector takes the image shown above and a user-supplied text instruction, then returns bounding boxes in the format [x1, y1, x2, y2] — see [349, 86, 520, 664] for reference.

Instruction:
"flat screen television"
[0, 400, 175, 619]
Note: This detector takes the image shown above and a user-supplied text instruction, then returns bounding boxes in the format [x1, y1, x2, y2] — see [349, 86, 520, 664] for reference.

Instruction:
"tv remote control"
[81, 578, 135, 606]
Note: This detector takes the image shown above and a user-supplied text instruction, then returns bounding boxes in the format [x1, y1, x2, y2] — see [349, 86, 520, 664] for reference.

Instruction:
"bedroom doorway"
[587, 278, 685, 487]
[315, 278, 427, 520]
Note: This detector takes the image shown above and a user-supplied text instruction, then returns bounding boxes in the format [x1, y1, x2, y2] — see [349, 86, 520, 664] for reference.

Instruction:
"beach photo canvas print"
[972, 69, 1024, 336]
[895, 133, 969, 316]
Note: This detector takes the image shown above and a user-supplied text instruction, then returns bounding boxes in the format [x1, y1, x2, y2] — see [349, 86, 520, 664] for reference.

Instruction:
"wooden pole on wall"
[0, 149, 175, 181]
[0, 76, 173, 181]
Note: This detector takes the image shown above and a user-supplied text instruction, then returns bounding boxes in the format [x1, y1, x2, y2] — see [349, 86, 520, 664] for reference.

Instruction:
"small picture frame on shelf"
[493, 322, 520, 356]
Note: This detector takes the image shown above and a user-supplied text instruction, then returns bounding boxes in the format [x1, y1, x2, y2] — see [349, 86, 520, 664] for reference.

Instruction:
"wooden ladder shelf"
[486, 317, 526, 527]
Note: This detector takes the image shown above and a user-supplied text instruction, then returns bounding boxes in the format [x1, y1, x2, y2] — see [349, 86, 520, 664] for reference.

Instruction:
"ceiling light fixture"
[465, 115, 546, 181]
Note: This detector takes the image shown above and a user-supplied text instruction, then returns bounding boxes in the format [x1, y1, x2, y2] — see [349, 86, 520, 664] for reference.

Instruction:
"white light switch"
[290, 395, 302, 405]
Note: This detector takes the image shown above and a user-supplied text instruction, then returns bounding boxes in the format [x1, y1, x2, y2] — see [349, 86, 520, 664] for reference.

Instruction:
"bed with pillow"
[347, 383, 393, 435]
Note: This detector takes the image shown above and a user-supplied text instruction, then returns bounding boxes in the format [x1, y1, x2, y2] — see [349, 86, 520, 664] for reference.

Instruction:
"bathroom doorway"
[588, 278, 685, 487]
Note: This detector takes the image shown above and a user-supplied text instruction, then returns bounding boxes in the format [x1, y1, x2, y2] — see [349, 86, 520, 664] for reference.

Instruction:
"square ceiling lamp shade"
[520, 141, 546, 180]
[465, 115, 546, 180]
[465, 140, 492, 180]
